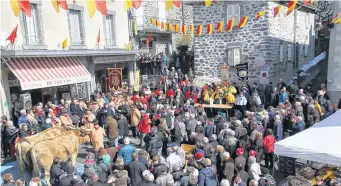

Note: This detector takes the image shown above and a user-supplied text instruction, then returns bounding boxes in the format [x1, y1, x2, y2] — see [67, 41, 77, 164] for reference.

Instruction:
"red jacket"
[155, 89, 161, 97]
[138, 115, 150, 134]
[185, 91, 191, 100]
[166, 89, 175, 98]
[131, 95, 138, 103]
[263, 135, 276, 153]
[192, 93, 198, 103]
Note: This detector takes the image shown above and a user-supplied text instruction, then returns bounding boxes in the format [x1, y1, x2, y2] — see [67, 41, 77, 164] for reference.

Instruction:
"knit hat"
[236, 148, 244, 156]
[194, 152, 204, 161]
[249, 150, 257, 157]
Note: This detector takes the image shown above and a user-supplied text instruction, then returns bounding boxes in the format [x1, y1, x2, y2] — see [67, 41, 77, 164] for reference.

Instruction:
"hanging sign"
[260, 71, 269, 84]
[108, 68, 123, 90]
[236, 63, 249, 82]
[220, 64, 230, 81]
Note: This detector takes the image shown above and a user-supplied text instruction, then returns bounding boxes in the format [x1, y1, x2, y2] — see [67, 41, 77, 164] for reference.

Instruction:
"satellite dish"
[254, 57, 265, 67]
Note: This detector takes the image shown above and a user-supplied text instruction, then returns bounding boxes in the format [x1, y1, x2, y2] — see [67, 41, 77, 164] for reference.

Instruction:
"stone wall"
[192, 1, 316, 84]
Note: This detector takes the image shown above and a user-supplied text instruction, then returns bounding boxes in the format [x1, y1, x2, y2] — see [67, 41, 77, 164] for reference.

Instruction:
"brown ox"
[15, 127, 66, 180]
[30, 129, 88, 185]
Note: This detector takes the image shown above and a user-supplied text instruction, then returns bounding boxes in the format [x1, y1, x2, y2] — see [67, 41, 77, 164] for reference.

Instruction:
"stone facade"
[192, 1, 316, 83]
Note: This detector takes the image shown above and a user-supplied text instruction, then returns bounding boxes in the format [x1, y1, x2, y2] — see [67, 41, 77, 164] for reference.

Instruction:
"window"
[288, 44, 293, 61]
[279, 10, 285, 24]
[305, 13, 309, 28]
[104, 15, 116, 46]
[69, 9, 84, 45]
[227, 5, 240, 25]
[22, 4, 42, 45]
[279, 45, 284, 62]
[304, 36, 309, 57]
[300, 45, 304, 56]
[227, 48, 241, 66]
[158, 0, 168, 30]
[135, 6, 144, 28]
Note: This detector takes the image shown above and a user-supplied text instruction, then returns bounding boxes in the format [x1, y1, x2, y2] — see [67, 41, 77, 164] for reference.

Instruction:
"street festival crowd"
[2, 69, 341, 186]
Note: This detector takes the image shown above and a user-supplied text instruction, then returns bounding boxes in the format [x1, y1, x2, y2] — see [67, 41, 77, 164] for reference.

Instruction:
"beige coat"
[82, 114, 96, 130]
[130, 108, 141, 126]
[90, 127, 105, 151]
[60, 115, 72, 127]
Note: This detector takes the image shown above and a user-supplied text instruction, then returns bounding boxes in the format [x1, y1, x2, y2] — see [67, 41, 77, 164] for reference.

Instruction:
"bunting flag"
[132, 0, 142, 9]
[133, 21, 138, 35]
[57, 0, 68, 10]
[19, 0, 32, 16]
[10, 0, 21, 16]
[87, 0, 96, 18]
[331, 14, 339, 23]
[216, 22, 223, 33]
[182, 24, 187, 35]
[168, 23, 173, 32]
[146, 34, 152, 45]
[205, 0, 212, 7]
[196, 25, 203, 36]
[125, 41, 132, 51]
[256, 10, 266, 19]
[287, 0, 297, 16]
[303, 0, 311, 5]
[273, 5, 282, 18]
[156, 20, 161, 27]
[62, 38, 68, 49]
[161, 22, 166, 30]
[97, 29, 100, 44]
[133, 70, 140, 92]
[124, 0, 132, 10]
[96, 0, 108, 16]
[226, 19, 235, 32]
[150, 18, 156, 25]
[237, 16, 248, 28]
[6, 25, 18, 44]
[336, 18, 341, 24]
[173, 0, 181, 8]
[166, 0, 173, 11]
[51, 0, 60, 13]
[207, 24, 213, 35]
[190, 24, 194, 36]
[175, 24, 180, 33]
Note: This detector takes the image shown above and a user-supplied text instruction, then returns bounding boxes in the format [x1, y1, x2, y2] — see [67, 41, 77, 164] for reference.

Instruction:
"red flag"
[331, 14, 339, 23]
[96, 0, 108, 16]
[303, 0, 311, 5]
[273, 5, 282, 18]
[132, 0, 142, 9]
[97, 29, 100, 44]
[57, 0, 68, 10]
[173, 0, 181, 8]
[146, 34, 152, 45]
[226, 19, 235, 32]
[287, 0, 297, 16]
[6, 25, 18, 44]
[19, 0, 32, 16]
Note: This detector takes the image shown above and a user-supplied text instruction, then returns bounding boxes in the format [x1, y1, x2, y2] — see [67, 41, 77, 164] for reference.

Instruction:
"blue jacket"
[279, 92, 288, 103]
[291, 121, 305, 135]
[198, 167, 218, 186]
[117, 144, 136, 165]
[17, 116, 27, 127]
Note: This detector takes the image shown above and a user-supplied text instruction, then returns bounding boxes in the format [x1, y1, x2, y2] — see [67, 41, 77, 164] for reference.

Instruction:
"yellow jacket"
[315, 103, 323, 114]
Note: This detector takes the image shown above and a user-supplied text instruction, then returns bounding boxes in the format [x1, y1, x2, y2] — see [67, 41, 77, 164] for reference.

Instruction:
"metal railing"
[134, 15, 182, 32]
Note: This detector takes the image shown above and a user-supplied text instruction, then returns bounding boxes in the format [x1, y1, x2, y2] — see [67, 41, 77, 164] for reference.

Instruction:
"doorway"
[30, 89, 42, 105]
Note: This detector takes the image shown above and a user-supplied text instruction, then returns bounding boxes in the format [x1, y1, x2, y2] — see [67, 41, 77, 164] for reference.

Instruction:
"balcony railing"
[134, 15, 182, 32]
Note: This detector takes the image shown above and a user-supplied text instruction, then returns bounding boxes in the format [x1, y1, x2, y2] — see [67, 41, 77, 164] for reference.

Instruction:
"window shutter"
[304, 36, 309, 57]
[25, 5, 37, 44]
[227, 49, 234, 66]
[106, 16, 112, 45]
[300, 45, 303, 56]
[233, 48, 240, 66]
[233, 5, 240, 23]
[288, 44, 293, 61]
[305, 13, 309, 28]
[158, 0, 166, 25]
[279, 45, 284, 62]
[227, 5, 234, 20]
[136, 6, 144, 27]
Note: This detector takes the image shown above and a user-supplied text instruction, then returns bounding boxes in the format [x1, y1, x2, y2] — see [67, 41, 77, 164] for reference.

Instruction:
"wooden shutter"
[228, 49, 234, 66]
[105, 16, 113, 45]
[25, 4, 37, 44]
[136, 5, 144, 27]
[233, 5, 240, 23]
[280, 45, 284, 62]
[288, 44, 293, 61]
[227, 5, 234, 20]
[233, 48, 240, 66]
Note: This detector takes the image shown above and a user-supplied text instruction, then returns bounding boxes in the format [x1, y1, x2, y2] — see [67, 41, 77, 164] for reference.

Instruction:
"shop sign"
[8, 79, 20, 87]
[93, 56, 135, 64]
[21, 76, 91, 91]
[220, 64, 230, 81]
[77, 83, 86, 99]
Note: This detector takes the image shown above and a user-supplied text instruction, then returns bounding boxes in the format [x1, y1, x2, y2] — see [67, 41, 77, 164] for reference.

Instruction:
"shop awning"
[6, 57, 91, 90]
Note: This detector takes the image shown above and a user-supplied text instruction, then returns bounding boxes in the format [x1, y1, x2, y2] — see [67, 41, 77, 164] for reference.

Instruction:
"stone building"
[190, 1, 317, 83]
[131, 1, 193, 55]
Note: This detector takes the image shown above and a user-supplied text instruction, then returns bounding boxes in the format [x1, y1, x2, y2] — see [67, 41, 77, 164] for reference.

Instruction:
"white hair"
[223, 152, 230, 159]
[275, 115, 281, 120]
[296, 116, 303, 122]
[234, 120, 242, 126]
[249, 179, 259, 186]
[220, 179, 230, 186]
[203, 137, 209, 144]
[223, 122, 229, 129]
[124, 137, 130, 144]
[20, 109, 26, 115]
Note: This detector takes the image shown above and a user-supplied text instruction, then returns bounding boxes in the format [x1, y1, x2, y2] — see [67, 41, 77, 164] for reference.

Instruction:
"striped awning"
[6, 57, 91, 90]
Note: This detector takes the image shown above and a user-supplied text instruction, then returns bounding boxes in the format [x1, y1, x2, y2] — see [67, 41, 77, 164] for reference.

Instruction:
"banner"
[108, 68, 122, 90]
[133, 70, 140, 92]
[236, 63, 249, 82]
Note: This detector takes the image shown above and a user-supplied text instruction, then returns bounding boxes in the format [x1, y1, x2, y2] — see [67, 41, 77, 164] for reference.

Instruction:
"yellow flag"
[125, 41, 131, 51]
[10, 0, 20, 17]
[50, 0, 60, 13]
[133, 22, 138, 35]
[124, 0, 132, 11]
[62, 38, 68, 49]
[166, 0, 173, 11]
[336, 17, 341, 24]
[205, 0, 212, 7]
[87, 0, 96, 18]
[133, 70, 140, 92]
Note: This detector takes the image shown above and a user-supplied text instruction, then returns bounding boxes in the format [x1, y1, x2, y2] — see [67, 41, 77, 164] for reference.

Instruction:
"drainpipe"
[293, 5, 302, 76]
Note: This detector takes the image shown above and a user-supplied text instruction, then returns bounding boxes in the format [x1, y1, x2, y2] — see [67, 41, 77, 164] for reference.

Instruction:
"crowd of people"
[1, 72, 340, 186]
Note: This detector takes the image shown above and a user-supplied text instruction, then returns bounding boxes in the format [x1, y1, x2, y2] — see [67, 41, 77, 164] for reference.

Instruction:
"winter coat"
[307, 104, 320, 126]
[138, 115, 150, 134]
[17, 115, 27, 126]
[198, 166, 218, 186]
[104, 116, 118, 139]
[155, 173, 174, 186]
[295, 106, 304, 118]
[273, 120, 283, 141]
[223, 159, 235, 184]
[263, 135, 275, 154]
[187, 119, 198, 134]
[204, 124, 215, 138]
[270, 93, 279, 107]
[113, 170, 128, 186]
[279, 92, 288, 103]
[166, 153, 183, 173]
[96, 108, 108, 126]
[291, 121, 305, 135]
[144, 133, 162, 152]
[235, 156, 246, 170]
[130, 108, 141, 126]
[137, 181, 159, 186]
[117, 144, 136, 165]
[59, 175, 76, 186]
[254, 139, 264, 163]
[235, 126, 247, 139]
[117, 118, 128, 136]
[50, 164, 63, 186]
[127, 160, 147, 186]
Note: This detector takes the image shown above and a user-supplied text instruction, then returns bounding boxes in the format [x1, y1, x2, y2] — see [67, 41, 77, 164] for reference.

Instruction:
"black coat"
[50, 164, 63, 186]
[127, 160, 147, 186]
[117, 117, 129, 136]
[70, 104, 85, 118]
[96, 108, 108, 127]
[59, 175, 76, 186]
[137, 181, 159, 186]
[5, 126, 17, 143]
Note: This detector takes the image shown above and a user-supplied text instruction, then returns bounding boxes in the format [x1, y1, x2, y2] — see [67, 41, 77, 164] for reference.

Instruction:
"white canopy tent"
[275, 110, 341, 167]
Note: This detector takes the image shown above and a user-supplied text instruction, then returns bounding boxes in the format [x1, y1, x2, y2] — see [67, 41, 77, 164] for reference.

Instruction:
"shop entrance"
[31, 89, 43, 105]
